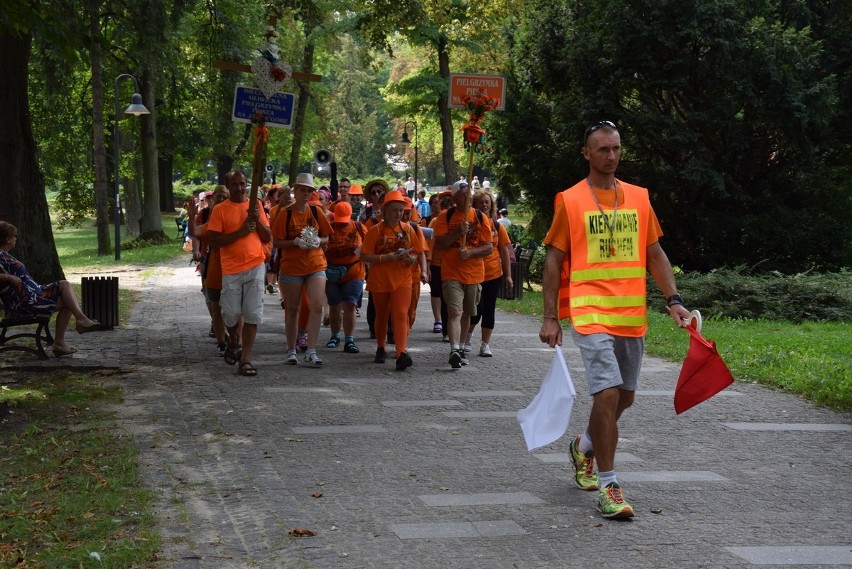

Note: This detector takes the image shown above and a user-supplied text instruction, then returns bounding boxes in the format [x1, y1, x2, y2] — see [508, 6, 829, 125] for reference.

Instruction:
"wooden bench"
[0, 312, 54, 360]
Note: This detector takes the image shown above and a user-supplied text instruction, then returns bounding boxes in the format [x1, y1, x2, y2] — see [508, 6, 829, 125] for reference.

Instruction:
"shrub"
[648, 267, 852, 322]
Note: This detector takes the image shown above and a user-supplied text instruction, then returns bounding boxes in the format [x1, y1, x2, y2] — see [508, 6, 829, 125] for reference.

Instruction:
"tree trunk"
[437, 34, 456, 185]
[0, 29, 64, 283]
[288, 41, 315, 184]
[125, 157, 143, 238]
[159, 153, 174, 212]
[89, 0, 111, 256]
[138, 68, 164, 238]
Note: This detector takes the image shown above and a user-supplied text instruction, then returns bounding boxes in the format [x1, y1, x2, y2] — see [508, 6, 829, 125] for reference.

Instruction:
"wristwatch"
[666, 294, 684, 307]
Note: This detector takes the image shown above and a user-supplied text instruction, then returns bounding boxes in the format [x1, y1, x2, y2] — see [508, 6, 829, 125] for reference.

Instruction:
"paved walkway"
[10, 257, 852, 568]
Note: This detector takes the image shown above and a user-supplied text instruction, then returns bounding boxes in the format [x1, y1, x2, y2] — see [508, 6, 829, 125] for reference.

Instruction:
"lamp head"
[124, 93, 150, 116]
[399, 131, 411, 146]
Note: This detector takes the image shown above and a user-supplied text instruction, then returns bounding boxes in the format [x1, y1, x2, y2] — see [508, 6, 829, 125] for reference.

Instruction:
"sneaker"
[460, 353, 469, 366]
[569, 435, 600, 491]
[479, 342, 492, 357]
[208, 326, 216, 338]
[296, 331, 308, 352]
[448, 349, 463, 369]
[463, 332, 473, 353]
[266, 284, 274, 294]
[305, 352, 324, 367]
[442, 334, 449, 343]
[374, 348, 387, 364]
[286, 350, 298, 365]
[597, 483, 634, 519]
[395, 352, 413, 371]
[326, 335, 341, 349]
[433, 321, 443, 334]
[216, 342, 227, 357]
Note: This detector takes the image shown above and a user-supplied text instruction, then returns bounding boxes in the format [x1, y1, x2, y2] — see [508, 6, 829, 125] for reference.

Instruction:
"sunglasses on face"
[371, 190, 384, 195]
[584, 120, 617, 143]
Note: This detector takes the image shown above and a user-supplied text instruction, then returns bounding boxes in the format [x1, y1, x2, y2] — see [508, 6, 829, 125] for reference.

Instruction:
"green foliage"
[648, 267, 852, 322]
[494, 0, 852, 274]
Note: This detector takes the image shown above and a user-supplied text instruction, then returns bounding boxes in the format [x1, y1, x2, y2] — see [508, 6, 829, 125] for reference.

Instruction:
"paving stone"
[380, 400, 464, 407]
[723, 422, 852, 431]
[724, 546, 852, 565]
[418, 492, 546, 507]
[56, 257, 851, 569]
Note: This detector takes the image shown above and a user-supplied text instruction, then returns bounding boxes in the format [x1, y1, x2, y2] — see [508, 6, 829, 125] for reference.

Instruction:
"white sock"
[599, 470, 618, 489]
[452, 343, 460, 350]
[578, 431, 594, 455]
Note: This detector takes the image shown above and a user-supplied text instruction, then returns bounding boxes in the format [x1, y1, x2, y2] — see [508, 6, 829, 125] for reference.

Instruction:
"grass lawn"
[0, 219, 185, 567]
[498, 288, 852, 412]
[0, 373, 159, 567]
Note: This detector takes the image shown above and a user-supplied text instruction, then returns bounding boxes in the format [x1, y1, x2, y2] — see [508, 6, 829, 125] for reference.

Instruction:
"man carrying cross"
[208, 170, 272, 377]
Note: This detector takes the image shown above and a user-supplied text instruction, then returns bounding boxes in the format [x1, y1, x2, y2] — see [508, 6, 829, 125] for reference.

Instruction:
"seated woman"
[0, 221, 100, 357]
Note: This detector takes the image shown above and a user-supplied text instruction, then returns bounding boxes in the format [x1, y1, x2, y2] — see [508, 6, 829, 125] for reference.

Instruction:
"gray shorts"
[221, 263, 265, 327]
[571, 328, 644, 395]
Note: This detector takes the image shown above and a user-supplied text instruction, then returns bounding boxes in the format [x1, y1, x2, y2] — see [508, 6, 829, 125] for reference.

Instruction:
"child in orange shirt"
[361, 190, 426, 370]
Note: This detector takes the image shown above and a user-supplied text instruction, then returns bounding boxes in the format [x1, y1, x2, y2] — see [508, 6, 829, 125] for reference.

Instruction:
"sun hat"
[364, 179, 390, 199]
[332, 201, 353, 223]
[382, 190, 406, 206]
[293, 172, 316, 190]
[347, 184, 363, 195]
[308, 190, 323, 207]
[403, 197, 420, 222]
[438, 189, 453, 200]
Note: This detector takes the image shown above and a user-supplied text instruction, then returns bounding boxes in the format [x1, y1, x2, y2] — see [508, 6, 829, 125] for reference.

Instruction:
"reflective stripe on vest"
[555, 180, 651, 337]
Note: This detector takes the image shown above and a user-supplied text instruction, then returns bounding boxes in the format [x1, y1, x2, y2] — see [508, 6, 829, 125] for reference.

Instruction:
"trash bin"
[500, 261, 524, 300]
[81, 276, 119, 329]
[498, 245, 536, 301]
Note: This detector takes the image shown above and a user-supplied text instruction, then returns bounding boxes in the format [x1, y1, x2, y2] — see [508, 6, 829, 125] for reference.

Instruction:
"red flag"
[674, 323, 735, 414]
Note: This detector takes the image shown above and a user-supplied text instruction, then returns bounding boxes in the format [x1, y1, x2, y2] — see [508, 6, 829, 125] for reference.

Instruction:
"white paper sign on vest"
[517, 348, 576, 452]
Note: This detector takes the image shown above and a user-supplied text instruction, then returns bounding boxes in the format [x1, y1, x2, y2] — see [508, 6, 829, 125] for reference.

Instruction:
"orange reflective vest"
[557, 180, 651, 337]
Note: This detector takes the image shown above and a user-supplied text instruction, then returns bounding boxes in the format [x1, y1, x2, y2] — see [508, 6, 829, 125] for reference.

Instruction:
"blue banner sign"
[232, 85, 295, 129]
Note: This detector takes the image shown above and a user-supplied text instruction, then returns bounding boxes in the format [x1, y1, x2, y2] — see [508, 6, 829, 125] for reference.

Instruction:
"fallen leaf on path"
[289, 528, 316, 537]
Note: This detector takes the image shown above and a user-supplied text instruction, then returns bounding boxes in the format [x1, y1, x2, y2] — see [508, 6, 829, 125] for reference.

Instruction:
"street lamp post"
[113, 73, 150, 261]
[399, 120, 418, 198]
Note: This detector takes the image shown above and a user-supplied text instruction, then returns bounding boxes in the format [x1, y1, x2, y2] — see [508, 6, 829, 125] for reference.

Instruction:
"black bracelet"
[666, 293, 684, 308]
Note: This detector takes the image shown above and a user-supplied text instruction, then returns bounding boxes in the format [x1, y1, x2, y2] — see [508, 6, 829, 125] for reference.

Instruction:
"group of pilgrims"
[186, 171, 513, 377]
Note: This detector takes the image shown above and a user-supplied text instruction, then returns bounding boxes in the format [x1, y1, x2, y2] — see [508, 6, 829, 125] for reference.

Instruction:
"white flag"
[516, 348, 576, 452]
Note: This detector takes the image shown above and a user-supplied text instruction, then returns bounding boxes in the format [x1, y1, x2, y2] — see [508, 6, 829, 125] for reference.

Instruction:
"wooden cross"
[212, 16, 322, 211]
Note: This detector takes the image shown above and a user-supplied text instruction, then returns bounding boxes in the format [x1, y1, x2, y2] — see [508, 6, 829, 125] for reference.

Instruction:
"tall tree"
[495, 0, 850, 272]
[0, 3, 75, 282]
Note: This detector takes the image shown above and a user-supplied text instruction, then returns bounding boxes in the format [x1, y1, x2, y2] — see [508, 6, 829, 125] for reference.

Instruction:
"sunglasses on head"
[584, 120, 617, 143]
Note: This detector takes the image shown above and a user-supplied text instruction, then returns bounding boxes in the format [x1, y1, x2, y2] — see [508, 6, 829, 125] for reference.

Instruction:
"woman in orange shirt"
[361, 190, 426, 370]
[187, 186, 231, 356]
[466, 190, 513, 357]
[324, 201, 366, 354]
[402, 197, 430, 327]
[271, 173, 333, 366]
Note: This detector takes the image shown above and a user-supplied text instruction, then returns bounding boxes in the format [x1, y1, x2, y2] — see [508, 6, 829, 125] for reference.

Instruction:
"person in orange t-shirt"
[361, 190, 425, 371]
[467, 190, 513, 357]
[186, 185, 230, 356]
[207, 171, 271, 377]
[432, 181, 492, 369]
[323, 201, 366, 354]
[426, 190, 452, 338]
[271, 173, 333, 367]
[539, 120, 690, 520]
[402, 197, 429, 327]
[360, 179, 388, 340]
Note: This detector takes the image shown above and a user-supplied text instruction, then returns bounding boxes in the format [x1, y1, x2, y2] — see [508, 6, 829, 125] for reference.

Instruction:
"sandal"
[224, 344, 240, 366]
[76, 320, 101, 334]
[343, 341, 359, 354]
[52, 344, 77, 358]
[237, 361, 257, 376]
[326, 335, 340, 349]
